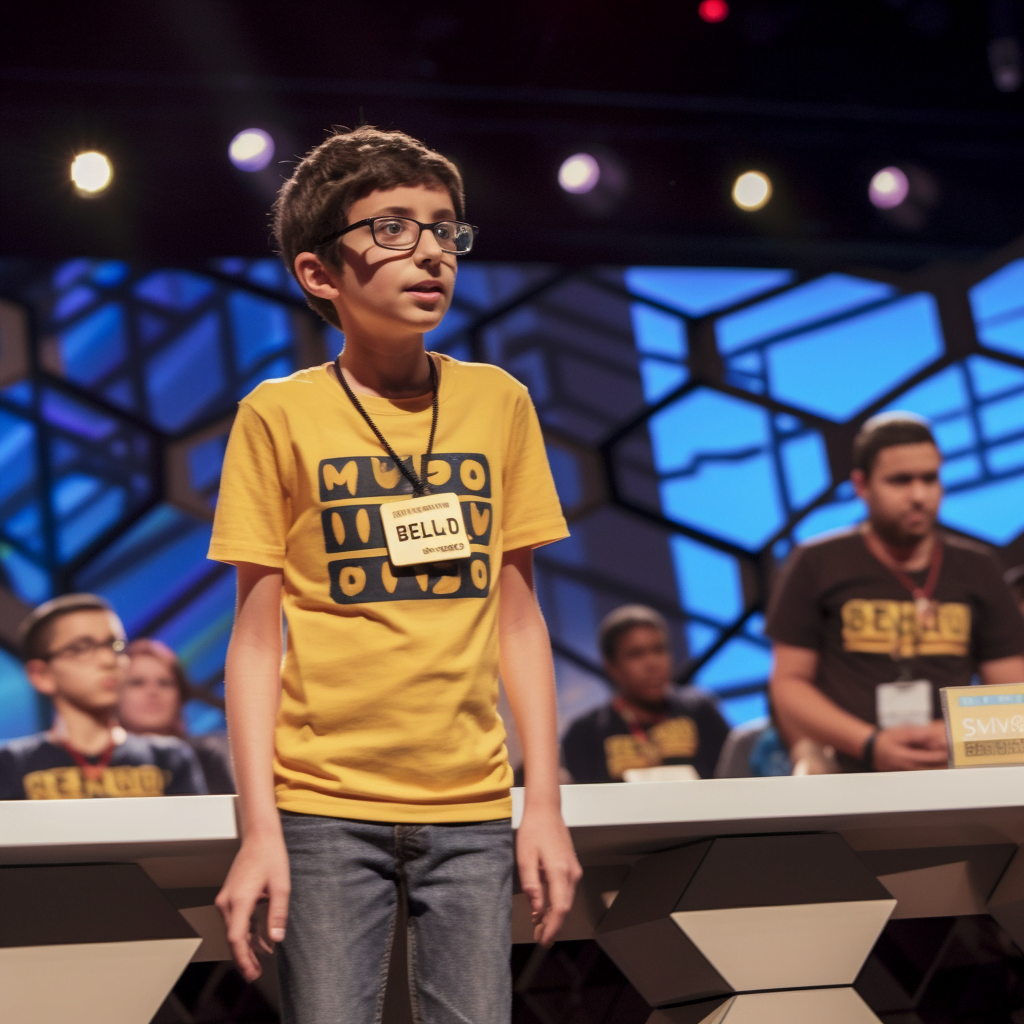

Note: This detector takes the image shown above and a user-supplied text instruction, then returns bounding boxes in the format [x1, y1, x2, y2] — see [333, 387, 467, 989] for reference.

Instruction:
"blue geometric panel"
[639, 360, 688, 404]
[146, 313, 226, 432]
[970, 258, 1024, 358]
[647, 388, 830, 549]
[228, 292, 293, 374]
[135, 271, 216, 311]
[716, 273, 896, 354]
[0, 406, 38, 563]
[188, 434, 229, 505]
[0, 544, 51, 605]
[792, 494, 864, 544]
[632, 304, 687, 359]
[765, 293, 944, 420]
[448, 264, 558, 311]
[632, 303, 689, 403]
[42, 389, 154, 563]
[942, 477, 1024, 545]
[625, 267, 794, 316]
[546, 444, 584, 509]
[212, 258, 306, 302]
[670, 535, 743, 624]
[158, 568, 235, 691]
[693, 632, 772, 693]
[719, 691, 770, 727]
[74, 504, 216, 637]
[58, 303, 128, 386]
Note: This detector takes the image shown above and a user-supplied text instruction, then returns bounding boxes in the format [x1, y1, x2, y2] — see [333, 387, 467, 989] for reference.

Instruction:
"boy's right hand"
[215, 833, 291, 982]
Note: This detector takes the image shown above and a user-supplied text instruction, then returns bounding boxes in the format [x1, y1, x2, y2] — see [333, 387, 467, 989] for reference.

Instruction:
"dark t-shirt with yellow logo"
[0, 733, 208, 800]
[765, 528, 1024, 725]
[561, 691, 730, 783]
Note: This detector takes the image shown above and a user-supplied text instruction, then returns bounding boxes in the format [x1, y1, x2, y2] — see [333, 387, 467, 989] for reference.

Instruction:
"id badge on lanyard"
[876, 679, 933, 729]
[379, 492, 471, 567]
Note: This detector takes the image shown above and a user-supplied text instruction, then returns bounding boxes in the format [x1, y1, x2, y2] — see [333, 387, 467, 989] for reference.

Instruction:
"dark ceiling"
[2, 0, 1023, 269]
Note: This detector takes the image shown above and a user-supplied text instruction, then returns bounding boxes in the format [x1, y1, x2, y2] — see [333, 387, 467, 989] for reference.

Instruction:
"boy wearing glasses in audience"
[210, 126, 580, 1024]
[0, 593, 207, 799]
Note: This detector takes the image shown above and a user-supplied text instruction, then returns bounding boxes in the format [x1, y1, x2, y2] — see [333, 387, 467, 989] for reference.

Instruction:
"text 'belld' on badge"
[379, 492, 471, 567]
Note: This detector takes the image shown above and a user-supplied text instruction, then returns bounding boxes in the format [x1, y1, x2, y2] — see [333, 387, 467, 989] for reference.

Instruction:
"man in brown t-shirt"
[767, 413, 1024, 772]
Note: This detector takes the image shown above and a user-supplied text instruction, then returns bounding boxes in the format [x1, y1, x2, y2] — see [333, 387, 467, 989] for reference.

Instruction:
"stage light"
[732, 171, 771, 211]
[868, 166, 910, 210]
[989, 36, 1022, 92]
[698, 0, 729, 23]
[229, 128, 275, 172]
[558, 153, 601, 195]
[70, 151, 112, 196]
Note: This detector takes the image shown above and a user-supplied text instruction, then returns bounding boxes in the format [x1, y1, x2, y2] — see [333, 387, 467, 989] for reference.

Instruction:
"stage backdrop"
[2, 241, 1024, 742]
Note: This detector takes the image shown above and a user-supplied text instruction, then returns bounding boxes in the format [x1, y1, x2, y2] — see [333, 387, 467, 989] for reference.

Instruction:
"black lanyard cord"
[333, 354, 439, 497]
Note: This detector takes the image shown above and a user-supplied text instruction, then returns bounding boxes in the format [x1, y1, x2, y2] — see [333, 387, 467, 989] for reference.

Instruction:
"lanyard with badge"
[333, 354, 470, 568]
[867, 533, 944, 728]
[57, 738, 116, 782]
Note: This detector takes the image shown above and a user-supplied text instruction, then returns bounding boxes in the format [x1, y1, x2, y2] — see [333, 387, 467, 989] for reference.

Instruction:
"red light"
[698, 0, 729, 23]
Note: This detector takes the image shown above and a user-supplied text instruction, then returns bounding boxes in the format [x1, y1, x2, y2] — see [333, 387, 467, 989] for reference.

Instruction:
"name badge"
[379, 492, 471, 567]
[876, 679, 933, 729]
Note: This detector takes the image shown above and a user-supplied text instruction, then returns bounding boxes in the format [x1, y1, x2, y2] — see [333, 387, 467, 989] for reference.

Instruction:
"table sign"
[941, 682, 1024, 768]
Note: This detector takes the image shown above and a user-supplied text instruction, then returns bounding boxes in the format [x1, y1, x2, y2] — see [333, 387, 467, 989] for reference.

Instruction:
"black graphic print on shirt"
[318, 452, 493, 605]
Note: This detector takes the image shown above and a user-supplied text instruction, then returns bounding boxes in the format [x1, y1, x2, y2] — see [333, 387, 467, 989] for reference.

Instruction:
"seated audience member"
[561, 605, 730, 782]
[120, 638, 235, 794]
[768, 413, 1024, 773]
[0, 594, 207, 799]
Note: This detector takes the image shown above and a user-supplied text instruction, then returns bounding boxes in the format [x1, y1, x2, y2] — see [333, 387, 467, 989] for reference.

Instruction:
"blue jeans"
[277, 812, 514, 1024]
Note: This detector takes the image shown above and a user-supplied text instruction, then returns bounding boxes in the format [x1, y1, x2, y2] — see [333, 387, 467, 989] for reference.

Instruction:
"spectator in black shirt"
[120, 638, 235, 794]
[768, 413, 1024, 773]
[561, 605, 730, 783]
[0, 594, 206, 800]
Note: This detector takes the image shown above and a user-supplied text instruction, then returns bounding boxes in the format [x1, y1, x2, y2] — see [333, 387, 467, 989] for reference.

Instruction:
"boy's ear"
[851, 468, 867, 500]
[293, 252, 341, 301]
[24, 658, 57, 697]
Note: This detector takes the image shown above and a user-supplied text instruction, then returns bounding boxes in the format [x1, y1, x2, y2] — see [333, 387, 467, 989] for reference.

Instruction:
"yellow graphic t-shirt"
[208, 356, 568, 823]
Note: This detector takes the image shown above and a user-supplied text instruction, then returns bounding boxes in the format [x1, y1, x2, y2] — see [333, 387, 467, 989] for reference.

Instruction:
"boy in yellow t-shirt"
[210, 126, 581, 1023]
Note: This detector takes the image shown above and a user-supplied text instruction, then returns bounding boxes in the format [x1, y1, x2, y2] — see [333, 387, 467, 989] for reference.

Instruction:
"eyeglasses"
[45, 636, 128, 661]
[315, 217, 478, 255]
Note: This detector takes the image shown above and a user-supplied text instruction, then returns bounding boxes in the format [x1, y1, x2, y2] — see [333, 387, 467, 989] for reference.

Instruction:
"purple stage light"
[558, 153, 601, 195]
[869, 167, 910, 210]
[229, 129, 275, 172]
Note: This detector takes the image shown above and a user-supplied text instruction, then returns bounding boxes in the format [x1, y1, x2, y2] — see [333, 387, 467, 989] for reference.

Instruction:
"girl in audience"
[120, 638, 235, 793]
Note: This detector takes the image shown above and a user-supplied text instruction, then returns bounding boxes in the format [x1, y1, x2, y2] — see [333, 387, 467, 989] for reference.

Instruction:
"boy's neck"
[47, 700, 122, 757]
[336, 338, 433, 400]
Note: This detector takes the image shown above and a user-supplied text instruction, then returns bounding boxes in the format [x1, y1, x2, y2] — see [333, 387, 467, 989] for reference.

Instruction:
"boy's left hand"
[517, 805, 583, 946]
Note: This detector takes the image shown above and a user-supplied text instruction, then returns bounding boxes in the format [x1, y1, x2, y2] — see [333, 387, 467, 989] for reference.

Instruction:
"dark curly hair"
[272, 126, 465, 328]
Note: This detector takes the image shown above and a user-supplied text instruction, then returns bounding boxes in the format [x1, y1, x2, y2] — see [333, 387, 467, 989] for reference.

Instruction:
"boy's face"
[26, 609, 129, 715]
[606, 625, 674, 706]
[297, 183, 458, 338]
